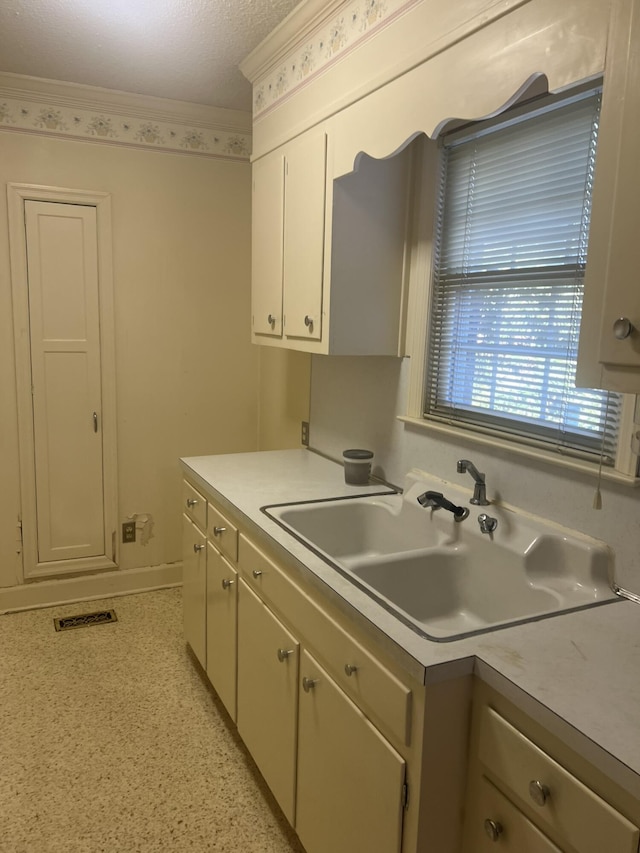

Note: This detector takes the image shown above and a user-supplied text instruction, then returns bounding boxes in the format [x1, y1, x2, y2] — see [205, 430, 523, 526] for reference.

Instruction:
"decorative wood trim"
[7, 183, 120, 580]
[0, 563, 182, 615]
[0, 72, 252, 160]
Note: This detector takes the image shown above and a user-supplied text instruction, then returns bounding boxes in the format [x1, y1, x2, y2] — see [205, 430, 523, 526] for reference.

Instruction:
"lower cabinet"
[182, 513, 207, 669]
[462, 682, 640, 853]
[182, 478, 423, 853]
[464, 776, 563, 852]
[237, 579, 299, 824]
[206, 543, 238, 720]
[296, 648, 406, 853]
[182, 475, 640, 853]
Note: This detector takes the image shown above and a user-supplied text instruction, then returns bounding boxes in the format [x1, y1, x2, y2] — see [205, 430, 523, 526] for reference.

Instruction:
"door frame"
[8, 183, 118, 579]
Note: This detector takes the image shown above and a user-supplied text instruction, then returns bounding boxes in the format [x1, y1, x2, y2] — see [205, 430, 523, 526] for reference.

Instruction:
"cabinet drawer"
[182, 480, 207, 531]
[479, 707, 640, 853]
[208, 502, 238, 562]
[464, 776, 562, 852]
[238, 534, 412, 746]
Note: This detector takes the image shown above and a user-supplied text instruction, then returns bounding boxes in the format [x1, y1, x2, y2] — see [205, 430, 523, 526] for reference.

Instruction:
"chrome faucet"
[456, 459, 490, 505]
[417, 491, 469, 521]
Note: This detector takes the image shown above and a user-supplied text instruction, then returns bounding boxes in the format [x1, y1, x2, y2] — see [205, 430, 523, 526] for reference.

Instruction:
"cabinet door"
[252, 151, 285, 338]
[237, 580, 299, 824]
[577, 0, 640, 389]
[283, 129, 327, 341]
[206, 543, 238, 720]
[182, 514, 206, 668]
[296, 649, 405, 853]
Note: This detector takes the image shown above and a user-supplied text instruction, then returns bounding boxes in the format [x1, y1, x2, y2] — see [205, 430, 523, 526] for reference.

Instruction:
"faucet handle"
[478, 513, 498, 534]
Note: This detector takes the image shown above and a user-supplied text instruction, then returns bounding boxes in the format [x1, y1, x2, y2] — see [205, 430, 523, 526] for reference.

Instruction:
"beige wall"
[0, 130, 260, 587]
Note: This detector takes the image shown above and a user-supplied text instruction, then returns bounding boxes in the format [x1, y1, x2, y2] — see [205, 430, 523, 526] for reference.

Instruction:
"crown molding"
[0, 72, 251, 130]
[240, 0, 349, 83]
[0, 72, 252, 160]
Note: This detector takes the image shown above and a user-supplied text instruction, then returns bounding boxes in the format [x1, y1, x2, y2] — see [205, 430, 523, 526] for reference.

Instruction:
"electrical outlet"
[301, 420, 310, 446]
[122, 521, 136, 543]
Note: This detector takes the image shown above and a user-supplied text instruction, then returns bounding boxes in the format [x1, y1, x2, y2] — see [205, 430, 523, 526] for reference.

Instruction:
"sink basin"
[263, 470, 617, 641]
[270, 492, 451, 560]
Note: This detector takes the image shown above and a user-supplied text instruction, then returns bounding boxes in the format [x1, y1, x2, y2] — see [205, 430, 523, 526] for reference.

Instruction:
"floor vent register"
[53, 610, 118, 632]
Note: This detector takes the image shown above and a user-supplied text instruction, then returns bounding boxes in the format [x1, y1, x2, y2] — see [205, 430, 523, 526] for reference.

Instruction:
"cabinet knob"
[267, 313, 277, 325]
[221, 578, 234, 590]
[344, 663, 358, 676]
[613, 317, 634, 340]
[212, 526, 227, 536]
[193, 543, 205, 553]
[277, 648, 294, 662]
[304, 315, 314, 328]
[252, 569, 263, 578]
[483, 819, 503, 842]
[528, 780, 550, 806]
[186, 498, 198, 508]
[302, 676, 318, 692]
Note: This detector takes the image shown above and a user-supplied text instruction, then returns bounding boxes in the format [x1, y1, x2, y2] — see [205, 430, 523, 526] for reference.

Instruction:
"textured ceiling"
[0, 0, 302, 111]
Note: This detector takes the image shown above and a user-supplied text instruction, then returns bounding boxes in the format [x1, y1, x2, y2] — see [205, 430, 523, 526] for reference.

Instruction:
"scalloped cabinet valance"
[242, 0, 640, 385]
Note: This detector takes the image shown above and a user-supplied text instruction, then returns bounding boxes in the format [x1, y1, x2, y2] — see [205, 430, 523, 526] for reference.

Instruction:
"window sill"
[397, 415, 640, 487]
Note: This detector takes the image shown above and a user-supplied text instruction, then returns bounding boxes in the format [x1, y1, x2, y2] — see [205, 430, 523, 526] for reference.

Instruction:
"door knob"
[252, 569, 262, 578]
[212, 526, 227, 536]
[529, 780, 550, 806]
[613, 317, 634, 340]
[302, 676, 318, 692]
[483, 819, 503, 842]
[221, 578, 234, 590]
[267, 314, 276, 325]
[277, 648, 294, 662]
[344, 663, 358, 676]
[186, 498, 198, 508]
[304, 315, 313, 328]
[193, 543, 205, 553]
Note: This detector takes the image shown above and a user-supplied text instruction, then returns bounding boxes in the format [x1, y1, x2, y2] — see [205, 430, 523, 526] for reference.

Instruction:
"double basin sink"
[263, 470, 617, 641]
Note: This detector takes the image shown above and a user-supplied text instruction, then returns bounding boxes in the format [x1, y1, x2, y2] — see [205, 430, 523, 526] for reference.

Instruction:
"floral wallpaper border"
[253, 0, 418, 117]
[0, 95, 251, 160]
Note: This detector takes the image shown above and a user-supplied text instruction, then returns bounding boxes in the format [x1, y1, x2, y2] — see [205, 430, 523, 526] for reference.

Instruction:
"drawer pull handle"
[277, 648, 294, 662]
[529, 780, 550, 806]
[213, 526, 227, 536]
[483, 819, 503, 842]
[344, 663, 358, 676]
[221, 578, 234, 590]
[186, 498, 198, 508]
[302, 676, 318, 692]
[252, 569, 263, 578]
[193, 543, 205, 553]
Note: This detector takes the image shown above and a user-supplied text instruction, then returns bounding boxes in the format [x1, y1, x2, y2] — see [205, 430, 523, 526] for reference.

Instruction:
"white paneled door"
[25, 201, 105, 563]
[9, 186, 117, 580]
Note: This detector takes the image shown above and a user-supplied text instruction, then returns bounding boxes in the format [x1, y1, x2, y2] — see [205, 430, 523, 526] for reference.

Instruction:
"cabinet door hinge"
[402, 782, 409, 809]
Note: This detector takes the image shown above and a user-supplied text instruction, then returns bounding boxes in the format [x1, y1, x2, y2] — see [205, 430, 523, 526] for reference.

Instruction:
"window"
[424, 89, 623, 464]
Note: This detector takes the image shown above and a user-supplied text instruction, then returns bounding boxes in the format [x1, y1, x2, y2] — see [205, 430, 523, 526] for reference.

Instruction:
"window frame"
[402, 94, 639, 484]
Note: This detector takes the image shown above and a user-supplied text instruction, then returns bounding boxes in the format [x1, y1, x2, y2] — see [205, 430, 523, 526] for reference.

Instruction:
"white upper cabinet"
[576, 0, 640, 392]
[282, 128, 327, 342]
[251, 151, 285, 339]
[250, 122, 411, 355]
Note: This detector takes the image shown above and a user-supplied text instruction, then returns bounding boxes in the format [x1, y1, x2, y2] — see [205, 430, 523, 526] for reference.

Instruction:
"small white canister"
[342, 449, 374, 485]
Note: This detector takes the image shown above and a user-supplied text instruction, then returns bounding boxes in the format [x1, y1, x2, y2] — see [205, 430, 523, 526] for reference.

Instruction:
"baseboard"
[0, 563, 183, 614]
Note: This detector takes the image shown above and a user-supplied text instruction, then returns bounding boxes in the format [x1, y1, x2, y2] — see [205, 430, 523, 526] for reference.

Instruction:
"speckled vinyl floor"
[0, 588, 305, 853]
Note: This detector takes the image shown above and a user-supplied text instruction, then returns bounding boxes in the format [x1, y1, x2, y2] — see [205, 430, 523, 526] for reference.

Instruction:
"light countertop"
[181, 448, 640, 799]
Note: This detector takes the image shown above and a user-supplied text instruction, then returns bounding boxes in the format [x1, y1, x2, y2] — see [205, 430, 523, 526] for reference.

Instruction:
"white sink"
[263, 470, 617, 641]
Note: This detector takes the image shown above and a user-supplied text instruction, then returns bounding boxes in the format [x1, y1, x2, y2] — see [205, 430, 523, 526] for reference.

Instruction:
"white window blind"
[426, 90, 621, 463]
